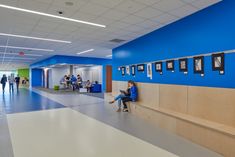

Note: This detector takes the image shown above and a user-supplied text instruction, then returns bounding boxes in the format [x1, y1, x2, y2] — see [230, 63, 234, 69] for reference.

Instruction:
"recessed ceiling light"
[0, 4, 106, 28]
[60, 63, 67, 65]
[77, 49, 94, 55]
[0, 33, 71, 43]
[0, 45, 54, 52]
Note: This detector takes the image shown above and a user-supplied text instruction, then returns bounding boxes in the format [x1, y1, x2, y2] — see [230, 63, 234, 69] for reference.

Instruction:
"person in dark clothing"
[109, 83, 131, 112]
[15, 75, 20, 91]
[121, 80, 138, 112]
[1, 74, 7, 93]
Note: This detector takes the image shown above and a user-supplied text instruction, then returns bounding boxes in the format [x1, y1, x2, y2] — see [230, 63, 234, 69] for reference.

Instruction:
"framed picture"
[212, 53, 224, 72]
[179, 58, 188, 72]
[194, 56, 204, 74]
[126, 66, 130, 75]
[147, 63, 152, 79]
[121, 67, 125, 76]
[137, 64, 145, 72]
[166, 60, 174, 71]
[155, 62, 162, 72]
[131, 65, 136, 76]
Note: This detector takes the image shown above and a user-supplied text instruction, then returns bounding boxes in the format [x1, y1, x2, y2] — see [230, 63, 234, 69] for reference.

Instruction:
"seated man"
[121, 80, 138, 112]
[85, 80, 92, 92]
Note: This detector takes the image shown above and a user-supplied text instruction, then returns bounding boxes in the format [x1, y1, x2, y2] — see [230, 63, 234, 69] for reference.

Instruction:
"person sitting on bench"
[121, 80, 138, 112]
[109, 83, 131, 112]
[85, 80, 92, 92]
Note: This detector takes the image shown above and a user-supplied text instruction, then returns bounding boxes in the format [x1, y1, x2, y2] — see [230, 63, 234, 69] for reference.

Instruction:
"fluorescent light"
[0, 56, 36, 60]
[77, 49, 94, 55]
[0, 33, 71, 43]
[59, 63, 67, 65]
[0, 4, 106, 28]
[0, 52, 43, 57]
[0, 45, 54, 52]
[106, 54, 112, 57]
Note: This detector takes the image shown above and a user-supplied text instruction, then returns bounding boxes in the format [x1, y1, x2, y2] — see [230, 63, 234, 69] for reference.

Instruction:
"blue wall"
[31, 68, 43, 87]
[113, 0, 235, 88]
[30, 55, 112, 91]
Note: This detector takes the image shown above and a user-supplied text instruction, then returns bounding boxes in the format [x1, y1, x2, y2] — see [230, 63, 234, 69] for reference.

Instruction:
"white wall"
[49, 67, 70, 88]
[75, 66, 102, 84]
[48, 65, 102, 88]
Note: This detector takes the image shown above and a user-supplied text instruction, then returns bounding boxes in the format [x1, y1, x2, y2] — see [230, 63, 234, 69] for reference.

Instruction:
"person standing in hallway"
[8, 74, 15, 92]
[15, 74, 20, 91]
[0, 74, 7, 93]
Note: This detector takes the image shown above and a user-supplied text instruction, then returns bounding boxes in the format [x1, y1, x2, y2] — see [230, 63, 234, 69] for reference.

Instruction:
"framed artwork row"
[120, 53, 225, 76]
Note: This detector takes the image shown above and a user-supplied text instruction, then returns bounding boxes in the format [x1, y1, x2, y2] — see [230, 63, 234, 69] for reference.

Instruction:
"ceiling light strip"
[0, 52, 43, 57]
[0, 45, 54, 52]
[0, 57, 36, 60]
[0, 33, 71, 43]
[77, 49, 94, 55]
[0, 4, 106, 28]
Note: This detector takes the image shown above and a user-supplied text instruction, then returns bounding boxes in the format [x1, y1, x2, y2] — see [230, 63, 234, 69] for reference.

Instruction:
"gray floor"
[0, 95, 14, 157]
[33, 88, 223, 157]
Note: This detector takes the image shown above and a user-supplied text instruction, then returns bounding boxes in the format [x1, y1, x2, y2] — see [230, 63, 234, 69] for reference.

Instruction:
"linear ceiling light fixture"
[77, 49, 94, 55]
[0, 4, 106, 28]
[0, 33, 71, 43]
[0, 56, 36, 60]
[106, 54, 112, 57]
[0, 45, 54, 52]
[0, 52, 43, 57]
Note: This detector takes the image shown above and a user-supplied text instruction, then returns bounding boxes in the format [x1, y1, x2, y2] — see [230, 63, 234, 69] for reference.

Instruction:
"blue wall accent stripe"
[113, 0, 235, 88]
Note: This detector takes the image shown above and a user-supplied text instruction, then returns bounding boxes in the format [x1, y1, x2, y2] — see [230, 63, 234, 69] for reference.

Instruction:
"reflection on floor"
[36, 87, 104, 98]
[0, 88, 222, 157]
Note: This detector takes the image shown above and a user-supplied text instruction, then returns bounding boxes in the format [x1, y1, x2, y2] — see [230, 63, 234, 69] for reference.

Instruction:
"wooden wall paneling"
[159, 84, 188, 113]
[188, 86, 235, 127]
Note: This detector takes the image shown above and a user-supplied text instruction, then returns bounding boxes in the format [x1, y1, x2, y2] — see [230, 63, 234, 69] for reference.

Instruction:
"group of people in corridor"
[0, 74, 20, 93]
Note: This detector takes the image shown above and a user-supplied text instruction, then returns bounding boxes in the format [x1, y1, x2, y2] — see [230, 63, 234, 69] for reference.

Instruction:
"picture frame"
[126, 65, 130, 75]
[179, 58, 188, 72]
[131, 65, 136, 76]
[147, 63, 152, 79]
[137, 64, 145, 72]
[121, 67, 125, 76]
[212, 53, 224, 72]
[166, 60, 174, 71]
[155, 62, 162, 72]
[193, 56, 204, 74]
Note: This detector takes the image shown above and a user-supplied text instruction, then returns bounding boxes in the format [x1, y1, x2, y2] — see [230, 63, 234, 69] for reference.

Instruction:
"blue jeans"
[9, 83, 14, 92]
[115, 94, 127, 108]
[2, 83, 6, 92]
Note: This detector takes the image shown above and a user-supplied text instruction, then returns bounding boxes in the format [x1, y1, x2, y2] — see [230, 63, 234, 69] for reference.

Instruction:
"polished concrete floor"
[0, 87, 222, 157]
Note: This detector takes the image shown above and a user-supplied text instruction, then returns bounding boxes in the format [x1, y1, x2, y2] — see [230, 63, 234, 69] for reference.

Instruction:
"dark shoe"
[123, 108, 129, 112]
[109, 100, 115, 104]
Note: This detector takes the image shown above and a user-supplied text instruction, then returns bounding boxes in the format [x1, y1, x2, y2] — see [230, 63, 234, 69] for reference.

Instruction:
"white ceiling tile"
[89, 0, 123, 8]
[153, 0, 185, 12]
[151, 13, 178, 24]
[169, 4, 198, 17]
[115, 0, 147, 14]
[133, 0, 161, 6]
[120, 15, 146, 25]
[78, 2, 110, 16]
[134, 7, 163, 18]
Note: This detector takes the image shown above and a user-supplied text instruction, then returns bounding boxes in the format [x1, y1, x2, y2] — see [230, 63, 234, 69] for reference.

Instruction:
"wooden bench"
[105, 93, 235, 137]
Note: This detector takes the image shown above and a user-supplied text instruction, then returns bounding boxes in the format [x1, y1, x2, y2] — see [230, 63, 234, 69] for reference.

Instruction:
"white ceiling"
[0, 0, 221, 70]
